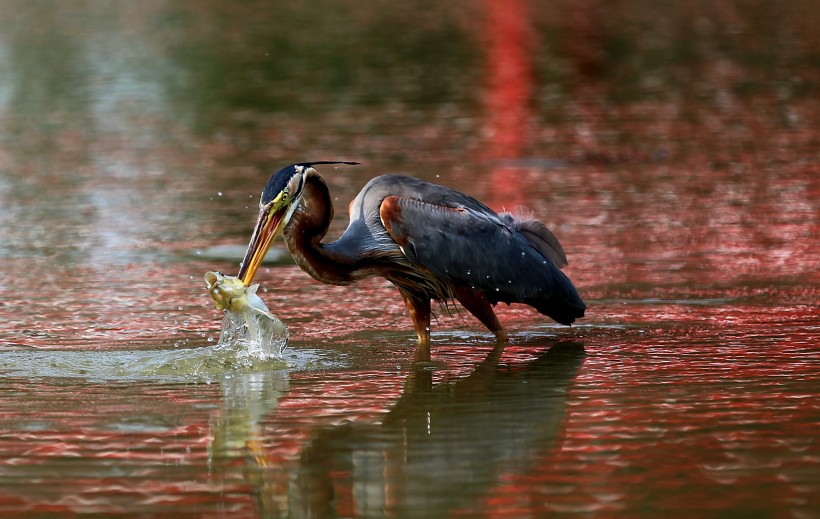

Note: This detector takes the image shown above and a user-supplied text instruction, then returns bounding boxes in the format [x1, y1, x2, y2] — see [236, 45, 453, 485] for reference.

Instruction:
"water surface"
[0, 1, 818, 517]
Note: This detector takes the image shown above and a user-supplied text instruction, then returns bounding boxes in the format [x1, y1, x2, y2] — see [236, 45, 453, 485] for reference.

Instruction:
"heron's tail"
[528, 268, 586, 325]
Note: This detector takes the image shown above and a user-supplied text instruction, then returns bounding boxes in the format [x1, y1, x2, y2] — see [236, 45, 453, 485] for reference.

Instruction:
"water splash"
[215, 306, 288, 360]
[204, 271, 289, 361]
[0, 276, 294, 382]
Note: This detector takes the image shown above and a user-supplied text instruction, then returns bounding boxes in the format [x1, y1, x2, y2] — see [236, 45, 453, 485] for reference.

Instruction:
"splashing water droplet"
[205, 272, 289, 361]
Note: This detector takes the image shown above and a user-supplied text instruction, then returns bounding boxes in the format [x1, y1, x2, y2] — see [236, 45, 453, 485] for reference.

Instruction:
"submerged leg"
[453, 285, 508, 343]
[399, 291, 432, 360]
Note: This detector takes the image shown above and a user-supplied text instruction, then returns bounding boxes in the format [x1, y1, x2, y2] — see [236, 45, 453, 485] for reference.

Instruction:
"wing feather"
[500, 213, 568, 268]
[380, 196, 585, 324]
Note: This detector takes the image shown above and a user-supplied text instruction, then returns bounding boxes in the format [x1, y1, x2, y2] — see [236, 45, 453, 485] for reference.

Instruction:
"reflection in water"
[4, 344, 587, 516]
[210, 371, 289, 460]
[480, 0, 539, 210]
[0, 368, 289, 516]
[481, 0, 533, 165]
[255, 342, 585, 518]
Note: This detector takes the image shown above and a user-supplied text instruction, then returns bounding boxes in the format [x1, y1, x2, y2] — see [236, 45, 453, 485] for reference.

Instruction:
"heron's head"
[237, 161, 358, 285]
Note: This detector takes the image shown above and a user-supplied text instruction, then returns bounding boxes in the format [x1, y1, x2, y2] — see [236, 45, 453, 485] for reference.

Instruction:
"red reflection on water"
[0, 379, 259, 516]
[0, 3, 816, 517]
[241, 300, 818, 517]
[469, 303, 820, 516]
[479, 0, 533, 208]
[0, 261, 216, 350]
[481, 0, 533, 164]
[246, 342, 583, 517]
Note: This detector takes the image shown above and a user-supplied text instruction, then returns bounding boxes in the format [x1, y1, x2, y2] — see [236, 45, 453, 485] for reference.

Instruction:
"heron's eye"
[281, 191, 289, 202]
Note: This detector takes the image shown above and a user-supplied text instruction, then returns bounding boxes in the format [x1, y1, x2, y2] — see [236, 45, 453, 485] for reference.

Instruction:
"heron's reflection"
[280, 341, 585, 518]
[208, 371, 290, 461]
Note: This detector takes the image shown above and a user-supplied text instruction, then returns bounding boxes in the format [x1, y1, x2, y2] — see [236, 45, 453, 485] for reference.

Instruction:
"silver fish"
[205, 272, 288, 358]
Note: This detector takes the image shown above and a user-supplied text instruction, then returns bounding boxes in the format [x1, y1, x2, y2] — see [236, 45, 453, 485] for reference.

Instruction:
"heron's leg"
[453, 286, 508, 343]
[399, 291, 432, 356]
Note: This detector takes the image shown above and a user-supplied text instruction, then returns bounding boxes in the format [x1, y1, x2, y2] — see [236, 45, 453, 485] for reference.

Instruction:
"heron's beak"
[237, 201, 289, 286]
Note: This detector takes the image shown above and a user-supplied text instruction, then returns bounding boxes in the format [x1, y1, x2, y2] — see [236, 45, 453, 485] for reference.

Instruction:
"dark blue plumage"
[249, 164, 586, 346]
[323, 174, 585, 326]
[261, 161, 359, 204]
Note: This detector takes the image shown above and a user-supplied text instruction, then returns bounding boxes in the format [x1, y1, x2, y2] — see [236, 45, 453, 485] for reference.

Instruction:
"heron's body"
[238, 163, 586, 350]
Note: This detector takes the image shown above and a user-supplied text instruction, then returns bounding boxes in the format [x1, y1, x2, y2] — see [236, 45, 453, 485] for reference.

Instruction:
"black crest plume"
[261, 161, 359, 204]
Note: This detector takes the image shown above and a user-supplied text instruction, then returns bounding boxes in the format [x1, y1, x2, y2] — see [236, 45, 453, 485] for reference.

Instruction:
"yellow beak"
[237, 203, 288, 286]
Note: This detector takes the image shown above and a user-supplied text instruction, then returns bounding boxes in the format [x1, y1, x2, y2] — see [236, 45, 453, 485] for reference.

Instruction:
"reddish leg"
[399, 291, 432, 360]
[453, 285, 508, 343]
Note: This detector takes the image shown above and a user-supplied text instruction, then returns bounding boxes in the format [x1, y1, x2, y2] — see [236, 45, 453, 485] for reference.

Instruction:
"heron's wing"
[358, 175, 569, 266]
[379, 196, 585, 323]
[499, 213, 568, 268]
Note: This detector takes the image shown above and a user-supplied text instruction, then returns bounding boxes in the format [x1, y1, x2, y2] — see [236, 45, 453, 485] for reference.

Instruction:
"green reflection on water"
[0, 345, 291, 382]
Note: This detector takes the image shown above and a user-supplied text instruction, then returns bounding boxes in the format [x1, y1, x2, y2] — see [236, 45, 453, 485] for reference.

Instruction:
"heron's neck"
[283, 172, 359, 285]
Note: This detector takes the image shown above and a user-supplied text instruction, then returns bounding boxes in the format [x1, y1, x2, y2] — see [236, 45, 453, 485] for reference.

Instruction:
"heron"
[237, 161, 585, 349]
